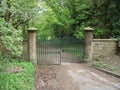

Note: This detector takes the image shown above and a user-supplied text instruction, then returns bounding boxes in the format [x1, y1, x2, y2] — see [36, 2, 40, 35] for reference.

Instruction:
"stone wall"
[92, 39, 119, 60]
[19, 41, 29, 60]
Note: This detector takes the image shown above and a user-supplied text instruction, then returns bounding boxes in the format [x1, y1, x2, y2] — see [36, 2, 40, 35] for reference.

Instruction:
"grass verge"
[92, 61, 117, 72]
[0, 61, 34, 90]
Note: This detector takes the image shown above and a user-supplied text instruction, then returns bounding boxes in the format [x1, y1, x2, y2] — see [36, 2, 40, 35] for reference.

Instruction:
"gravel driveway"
[35, 62, 120, 90]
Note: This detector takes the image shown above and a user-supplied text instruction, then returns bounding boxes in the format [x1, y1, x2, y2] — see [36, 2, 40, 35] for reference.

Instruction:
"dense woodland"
[0, 0, 120, 56]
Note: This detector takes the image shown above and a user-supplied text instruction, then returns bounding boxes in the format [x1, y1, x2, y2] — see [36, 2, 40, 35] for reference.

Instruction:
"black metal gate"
[37, 38, 84, 65]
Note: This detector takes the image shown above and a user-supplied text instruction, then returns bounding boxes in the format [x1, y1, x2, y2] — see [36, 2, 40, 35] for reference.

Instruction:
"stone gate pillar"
[27, 27, 37, 65]
[84, 27, 94, 62]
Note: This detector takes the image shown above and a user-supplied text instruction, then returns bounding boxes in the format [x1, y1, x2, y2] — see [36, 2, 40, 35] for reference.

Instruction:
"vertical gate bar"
[38, 40, 39, 64]
[52, 39, 53, 64]
[54, 39, 55, 64]
[53, 40, 54, 64]
[40, 40, 41, 64]
[45, 40, 49, 64]
[37, 41, 38, 64]
[74, 48, 75, 61]
[47, 40, 50, 64]
[41, 40, 42, 64]
[60, 49, 61, 64]
[80, 47, 81, 61]
[75, 49, 76, 61]
[59, 39, 61, 64]
[40, 40, 42, 64]
[37, 42, 38, 64]
[47, 40, 48, 64]
[38, 40, 41, 64]
[79, 50, 80, 61]
[57, 40, 58, 64]
[73, 49, 77, 62]
[48, 40, 49, 64]
[57, 39, 58, 64]
[39, 41, 40, 64]
[42, 40, 43, 64]
[53, 39, 57, 63]
[44, 40, 45, 64]
[36, 42, 38, 64]
[38, 41, 39, 64]
[39, 40, 41, 64]
[51, 39, 55, 63]
[79, 48, 80, 61]
[60, 39, 61, 64]
[55, 39, 56, 64]
[43, 40, 44, 64]
[43, 40, 44, 63]
[76, 49, 77, 61]
[56, 39, 57, 64]
[51, 40, 53, 64]
[46, 40, 47, 64]
[78, 50, 79, 61]
[51, 41, 52, 64]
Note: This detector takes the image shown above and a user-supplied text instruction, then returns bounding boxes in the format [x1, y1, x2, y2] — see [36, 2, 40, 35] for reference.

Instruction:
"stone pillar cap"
[27, 27, 37, 31]
[84, 27, 94, 31]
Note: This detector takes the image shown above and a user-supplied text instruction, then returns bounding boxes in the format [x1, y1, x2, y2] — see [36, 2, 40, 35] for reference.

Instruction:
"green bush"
[0, 18, 23, 57]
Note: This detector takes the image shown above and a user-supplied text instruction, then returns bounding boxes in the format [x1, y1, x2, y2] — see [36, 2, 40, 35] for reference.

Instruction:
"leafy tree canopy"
[0, 0, 38, 56]
[34, 0, 120, 39]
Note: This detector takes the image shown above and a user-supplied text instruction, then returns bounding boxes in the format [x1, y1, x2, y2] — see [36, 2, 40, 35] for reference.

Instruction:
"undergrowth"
[0, 54, 34, 90]
[92, 61, 117, 72]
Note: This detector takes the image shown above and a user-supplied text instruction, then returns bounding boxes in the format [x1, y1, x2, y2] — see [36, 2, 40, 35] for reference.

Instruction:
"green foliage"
[1, 0, 120, 41]
[0, 53, 19, 73]
[94, 28, 109, 38]
[28, 1, 57, 39]
[0, 18, 23, 56]
[41, 0, 120, 38]
[0, 0, 39, 56]
[74, 23, 87, 38]
[93, 61, 117, 72]
[0, 60, 34, 90]
[0, 0, 39, 38]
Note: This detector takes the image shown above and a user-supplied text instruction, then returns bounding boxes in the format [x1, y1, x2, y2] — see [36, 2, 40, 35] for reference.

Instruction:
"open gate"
[37, 38, 84, 65]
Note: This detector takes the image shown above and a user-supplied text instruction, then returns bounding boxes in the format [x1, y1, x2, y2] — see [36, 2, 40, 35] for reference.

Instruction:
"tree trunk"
[4, 0, 11, 22]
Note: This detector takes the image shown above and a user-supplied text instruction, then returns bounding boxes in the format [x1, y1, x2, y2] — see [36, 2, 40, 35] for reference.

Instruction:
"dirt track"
[35, 62, 120, 90]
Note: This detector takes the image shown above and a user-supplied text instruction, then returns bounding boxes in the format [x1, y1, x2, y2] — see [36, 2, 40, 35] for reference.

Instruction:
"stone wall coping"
[93, 39, 119, 42]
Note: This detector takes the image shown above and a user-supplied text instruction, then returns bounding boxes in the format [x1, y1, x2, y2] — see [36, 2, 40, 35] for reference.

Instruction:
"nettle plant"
[0, 18, 23, 57]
